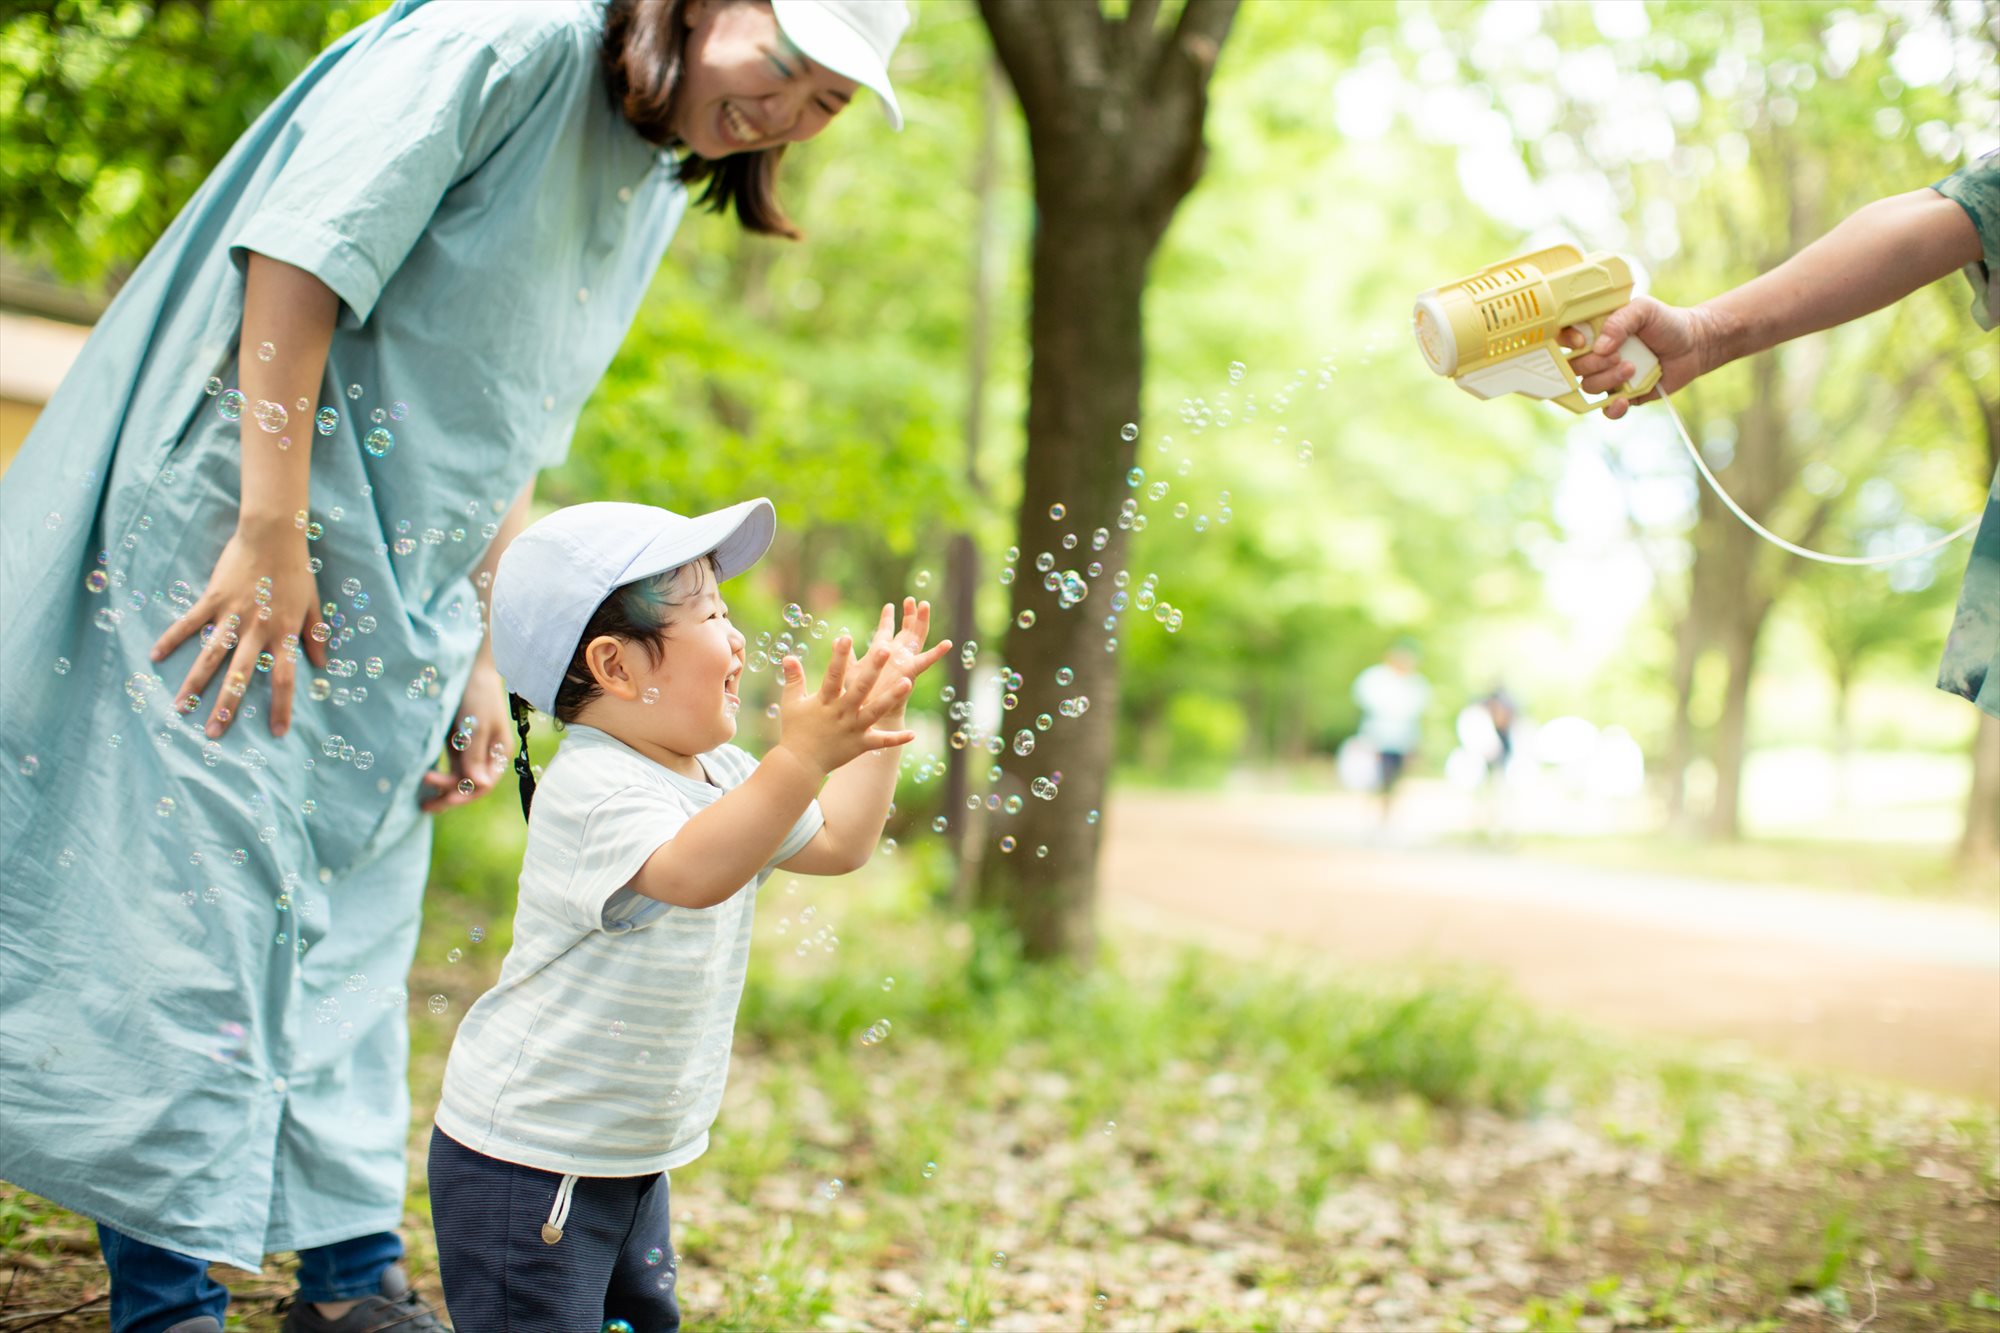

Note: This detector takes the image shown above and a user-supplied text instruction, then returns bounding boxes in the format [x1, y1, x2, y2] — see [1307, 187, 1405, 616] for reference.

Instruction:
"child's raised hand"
[774, 635, 916, 778]
[860, 598, 953, 710]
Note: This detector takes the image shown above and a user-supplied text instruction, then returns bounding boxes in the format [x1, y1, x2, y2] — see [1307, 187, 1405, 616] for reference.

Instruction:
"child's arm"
[782, 599, 952, 875]
[629, 640, 913, 910]
[1567, 186, 1983, 418]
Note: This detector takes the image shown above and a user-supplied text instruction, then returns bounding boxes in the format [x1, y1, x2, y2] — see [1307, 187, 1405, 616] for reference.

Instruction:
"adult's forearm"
[235, 254, 339, 528]
[1699, 188, 1982, 373]
[473, 482, 536, 663]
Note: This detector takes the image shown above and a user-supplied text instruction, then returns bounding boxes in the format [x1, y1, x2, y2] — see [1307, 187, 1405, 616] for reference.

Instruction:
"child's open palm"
[861, 598, 952, 707]
[776, 636, 913, 777]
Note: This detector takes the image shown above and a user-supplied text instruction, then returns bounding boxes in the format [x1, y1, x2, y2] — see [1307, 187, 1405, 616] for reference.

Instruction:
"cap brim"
[618, 498, 777, 589]
[771, 0, 903, 130]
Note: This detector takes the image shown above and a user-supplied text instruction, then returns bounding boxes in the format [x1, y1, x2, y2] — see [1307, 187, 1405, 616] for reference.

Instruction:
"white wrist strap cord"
[1658, 390, 1981, 566]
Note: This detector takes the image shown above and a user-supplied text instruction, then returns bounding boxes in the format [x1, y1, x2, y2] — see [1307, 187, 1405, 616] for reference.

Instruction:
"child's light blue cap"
[492, 499, 775, 715]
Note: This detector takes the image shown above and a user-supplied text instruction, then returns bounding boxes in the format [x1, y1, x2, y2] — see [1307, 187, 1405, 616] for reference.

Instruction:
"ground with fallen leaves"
[4, 879, 1996, 1332]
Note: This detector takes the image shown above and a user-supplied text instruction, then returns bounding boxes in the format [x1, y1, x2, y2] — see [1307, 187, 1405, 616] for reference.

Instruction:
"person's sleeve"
[556, 784, 691, 936]
[770, 798, 826, 869]
[229, 5, 574, 326]
[1931, 150, 2000, 332]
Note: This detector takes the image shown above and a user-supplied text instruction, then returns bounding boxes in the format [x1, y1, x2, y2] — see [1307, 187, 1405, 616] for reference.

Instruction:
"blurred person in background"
[1352, 640, 1430, 828]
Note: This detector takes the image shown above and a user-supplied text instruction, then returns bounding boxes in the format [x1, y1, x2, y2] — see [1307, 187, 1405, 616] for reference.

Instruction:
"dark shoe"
[277, 1264, 451, 1333]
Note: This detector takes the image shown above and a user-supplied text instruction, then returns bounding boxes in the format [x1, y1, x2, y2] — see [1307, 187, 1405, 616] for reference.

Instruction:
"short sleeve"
[555, 784, 690, 936]
[229, 4, 578, 326]
[772, 799, 826, 867]
[1932, 151, 2000, 332]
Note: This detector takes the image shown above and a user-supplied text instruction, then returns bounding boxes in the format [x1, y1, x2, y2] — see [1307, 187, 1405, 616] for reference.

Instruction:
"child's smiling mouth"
[722, 668, 742, 715]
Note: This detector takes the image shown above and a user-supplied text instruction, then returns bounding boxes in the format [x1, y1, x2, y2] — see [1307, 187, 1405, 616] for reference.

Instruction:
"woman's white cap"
[491, 499, 776, 715]
[771, 0, 909, 130]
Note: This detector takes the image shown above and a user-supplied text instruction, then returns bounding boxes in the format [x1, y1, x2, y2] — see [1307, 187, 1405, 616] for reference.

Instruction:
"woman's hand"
[151, 516, 327, 739]
[420, 659, 512, 813]
[1560, 297, 1721, 419]
[773, 636, 914, 778]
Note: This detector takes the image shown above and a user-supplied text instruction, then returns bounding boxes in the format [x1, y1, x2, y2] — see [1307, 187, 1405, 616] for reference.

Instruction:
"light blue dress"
[0, 0, 687, 1269]
[1931, 151, 2000, 718]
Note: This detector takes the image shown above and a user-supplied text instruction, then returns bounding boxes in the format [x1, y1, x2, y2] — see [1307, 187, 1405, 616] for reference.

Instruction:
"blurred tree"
[0, 0, 385, 289]
[973, 0, 1239, 962]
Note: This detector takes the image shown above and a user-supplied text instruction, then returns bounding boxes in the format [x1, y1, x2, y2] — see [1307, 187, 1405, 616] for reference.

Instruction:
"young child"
[427, 498, 947, 1332]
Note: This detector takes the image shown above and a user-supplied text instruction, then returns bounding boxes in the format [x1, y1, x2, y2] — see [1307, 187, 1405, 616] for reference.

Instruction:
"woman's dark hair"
[510, 556, 722, 819]
[602, 0, 801, 239]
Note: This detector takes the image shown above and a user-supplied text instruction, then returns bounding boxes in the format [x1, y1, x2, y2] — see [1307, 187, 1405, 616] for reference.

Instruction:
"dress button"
[617, 186, 634, 203]
[577, 287, 590, 304]
[272, 1076, 289, 1094]
[542, 395, 556, 411]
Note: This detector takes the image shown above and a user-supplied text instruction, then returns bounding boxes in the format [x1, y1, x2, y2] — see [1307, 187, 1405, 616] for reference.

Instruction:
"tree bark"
[943, 60, 1004, 903]
[974, 0, 1239, 960]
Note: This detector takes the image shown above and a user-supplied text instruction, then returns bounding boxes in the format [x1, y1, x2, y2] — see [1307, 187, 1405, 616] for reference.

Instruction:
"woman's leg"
[96, 1225, 229, 1333]
[292, 1229, 404, 1302]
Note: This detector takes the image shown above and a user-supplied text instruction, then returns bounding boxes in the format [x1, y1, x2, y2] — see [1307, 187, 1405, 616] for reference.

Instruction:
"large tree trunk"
[974, 0, 1239, 961]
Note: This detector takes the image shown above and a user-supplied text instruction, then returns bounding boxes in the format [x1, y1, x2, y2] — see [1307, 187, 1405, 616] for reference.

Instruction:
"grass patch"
[3, 861, 1995, 1331]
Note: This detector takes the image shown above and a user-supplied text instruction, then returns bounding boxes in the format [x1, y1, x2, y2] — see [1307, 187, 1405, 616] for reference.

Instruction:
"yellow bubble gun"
[1412, 243, 1661, 413]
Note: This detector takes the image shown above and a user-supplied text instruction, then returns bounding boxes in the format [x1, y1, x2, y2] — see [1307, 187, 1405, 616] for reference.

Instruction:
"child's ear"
[584, 636, 642, 700]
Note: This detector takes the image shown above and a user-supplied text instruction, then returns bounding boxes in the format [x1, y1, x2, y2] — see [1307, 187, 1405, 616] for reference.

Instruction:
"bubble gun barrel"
[1412, 244, 1662, 414]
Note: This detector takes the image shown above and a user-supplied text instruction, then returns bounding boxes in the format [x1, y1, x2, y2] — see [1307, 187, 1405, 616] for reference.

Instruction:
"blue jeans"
[97, 1224, 405, 1333]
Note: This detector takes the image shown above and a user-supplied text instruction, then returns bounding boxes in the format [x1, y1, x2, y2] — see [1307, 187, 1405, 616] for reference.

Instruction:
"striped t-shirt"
[435, 724, 822, 1176]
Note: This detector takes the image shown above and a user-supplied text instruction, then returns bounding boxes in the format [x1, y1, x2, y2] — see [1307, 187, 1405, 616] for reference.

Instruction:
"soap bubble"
[217, 390, 246, 421]
[1031, 776, 1058, 800]
[363, 427, 394, 458]
[203, 376, 223, 396]
[316, 407, 338, 436]
[390, 400, 409, 421]
[1120, 422, 1138, 442]
[427, 994, 448, 1014]
[1013, 729, 1035, 756]
[346, 383, 362, 400]
[922, 1160, 936, 1178]
[820, 1178, 843, 1200]
[999, 835, 1016, 852]
[1055, 667, 1074, 686]
[1228, 360, 1245, 383]
[256, 341, 277, 362]
[1048, 502, 1066, 521]
[913, 568, 931, 588]
[1016, 610, 1036, 629]
[84, 570, 108, 594]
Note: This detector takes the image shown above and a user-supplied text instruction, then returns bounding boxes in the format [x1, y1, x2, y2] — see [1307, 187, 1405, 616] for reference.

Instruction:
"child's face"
[628, 563, 747, 756]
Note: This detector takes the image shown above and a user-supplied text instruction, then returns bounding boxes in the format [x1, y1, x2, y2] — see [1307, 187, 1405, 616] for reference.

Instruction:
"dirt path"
[1099, 790, 2000, 1102]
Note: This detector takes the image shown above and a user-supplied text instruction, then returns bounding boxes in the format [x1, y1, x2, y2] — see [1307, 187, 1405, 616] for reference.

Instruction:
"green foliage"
[0, 0, 387, 286]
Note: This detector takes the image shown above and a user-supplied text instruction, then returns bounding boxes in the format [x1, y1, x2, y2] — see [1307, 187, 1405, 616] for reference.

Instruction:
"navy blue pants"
[427, 1128, 679, 1333]
[96, 1225, 404, 1333]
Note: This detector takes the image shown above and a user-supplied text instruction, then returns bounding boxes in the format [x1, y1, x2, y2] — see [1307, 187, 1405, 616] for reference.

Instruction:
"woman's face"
[673, 0, 862, 158]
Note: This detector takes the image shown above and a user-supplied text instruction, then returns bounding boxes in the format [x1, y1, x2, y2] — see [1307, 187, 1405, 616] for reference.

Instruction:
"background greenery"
[2, 1, 1997, 1328]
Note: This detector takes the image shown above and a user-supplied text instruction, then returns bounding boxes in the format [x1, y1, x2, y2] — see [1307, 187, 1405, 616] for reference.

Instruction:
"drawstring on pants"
[541, 1172, 578, 1244]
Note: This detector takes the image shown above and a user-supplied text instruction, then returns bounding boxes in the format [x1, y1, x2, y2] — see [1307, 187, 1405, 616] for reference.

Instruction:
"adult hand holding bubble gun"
[1560, 179, 1987, 419]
